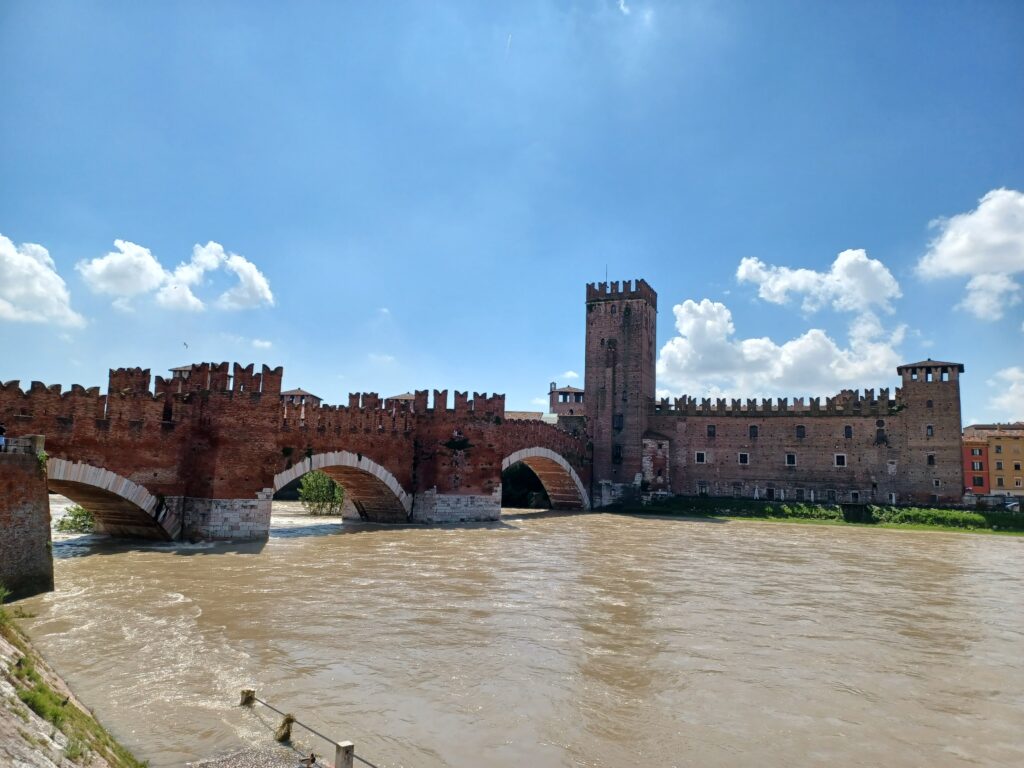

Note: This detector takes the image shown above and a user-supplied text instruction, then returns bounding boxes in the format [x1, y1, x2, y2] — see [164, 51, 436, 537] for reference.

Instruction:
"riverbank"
[0, 595, 146, 768]
[611, 496, 1024, 534]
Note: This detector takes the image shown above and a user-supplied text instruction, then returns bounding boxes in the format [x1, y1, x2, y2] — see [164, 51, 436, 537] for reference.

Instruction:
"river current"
[19, 499, 1024, 767]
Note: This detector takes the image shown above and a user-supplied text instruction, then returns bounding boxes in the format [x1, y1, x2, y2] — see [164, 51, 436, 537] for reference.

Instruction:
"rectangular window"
[933, 479, 941, 488]
[738, 452, 749, 465]
[997, 477, 1004, 487]
[796, 425, 806, 439]
[844, 425, 853, 439]
[996, 461, 1004, 470]
[612, 444, 623, 464]
[1015, 478, 1022, 488]
[697, 481, 708, 496]
[707, 424, 716, 438]
[796, 488, 806, 501]
[765, 487, 776, 501]
[996, 445, 1003, 453]
[749, 425, 759, 439]
[851, 491, 860, 502]
[927, 454, 935, 466]
[785, 453, 796, 466]
[695, 451, 706, 464]
[972, 476, 985, 486]
[971, 448, 982, 456]
[834, 454, 847, 467]
[926, 425, 934, 437]
[612, 414, 624, 430]
[574, 393, 583, 403]
[1015, 463, 1021, 471]
[972, 461, 983, 471]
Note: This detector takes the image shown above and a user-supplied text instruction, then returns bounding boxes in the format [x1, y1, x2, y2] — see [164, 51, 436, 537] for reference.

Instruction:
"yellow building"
[964, 423, 1024, 495]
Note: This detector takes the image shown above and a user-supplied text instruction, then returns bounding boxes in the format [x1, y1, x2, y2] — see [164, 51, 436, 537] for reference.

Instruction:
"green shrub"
[773, 503, 844, 520]
[56, 505, 95, 534]
[298, 471, 345, 515]
[869, 506, 988, 529]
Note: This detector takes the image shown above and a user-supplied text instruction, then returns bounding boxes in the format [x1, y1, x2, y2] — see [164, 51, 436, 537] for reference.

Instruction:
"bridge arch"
[502, 447, 591, 510]
[273, 451, 412, 524]
[46, 458, 180, 540]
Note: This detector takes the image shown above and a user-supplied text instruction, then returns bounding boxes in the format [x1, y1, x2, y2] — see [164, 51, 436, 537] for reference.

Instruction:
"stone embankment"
[0, 621, 144, 768]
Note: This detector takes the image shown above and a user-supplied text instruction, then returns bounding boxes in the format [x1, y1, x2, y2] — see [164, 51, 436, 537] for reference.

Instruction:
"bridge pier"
[178, 491, 274, 541]
[411, 487, 503, 524]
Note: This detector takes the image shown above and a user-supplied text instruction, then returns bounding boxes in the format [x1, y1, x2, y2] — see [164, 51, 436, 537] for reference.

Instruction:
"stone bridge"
[0, 363, 591, 541]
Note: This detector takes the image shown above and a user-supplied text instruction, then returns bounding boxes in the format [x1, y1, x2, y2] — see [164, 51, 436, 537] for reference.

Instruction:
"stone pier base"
[179, 490, 274, 541]
[0, 443, 54, 600]
[411, 487, 502, 523]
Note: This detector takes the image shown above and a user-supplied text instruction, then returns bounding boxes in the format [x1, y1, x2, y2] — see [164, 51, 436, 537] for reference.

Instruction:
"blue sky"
[1, 1, 1022, 424]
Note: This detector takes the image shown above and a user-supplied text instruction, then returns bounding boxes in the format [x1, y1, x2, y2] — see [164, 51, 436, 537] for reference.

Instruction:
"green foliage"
[869, 506, 989, 529]
[36, 450, 48, 476]
[298, 471, 345, 515]
[65, 737, 88, 762]
[0, 584, 10, 628]
[773, 503, 844, 520]
[56, 505, 96, 534]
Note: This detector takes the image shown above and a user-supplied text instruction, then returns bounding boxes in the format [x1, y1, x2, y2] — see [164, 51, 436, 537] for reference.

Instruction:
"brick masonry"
[0, 365, 591, 539]
[0, 449, 54, 600]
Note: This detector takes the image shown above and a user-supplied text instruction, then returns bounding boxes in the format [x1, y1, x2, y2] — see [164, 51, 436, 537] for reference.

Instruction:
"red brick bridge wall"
[0, 363, 590, 539]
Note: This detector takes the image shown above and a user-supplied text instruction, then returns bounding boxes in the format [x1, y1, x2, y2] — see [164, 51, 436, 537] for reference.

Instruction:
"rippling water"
[20, 500, 1024, 767]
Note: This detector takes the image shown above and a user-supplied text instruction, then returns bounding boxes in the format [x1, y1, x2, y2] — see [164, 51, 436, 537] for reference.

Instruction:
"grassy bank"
[610, 496, 1024, 535]
[0, 586, 148, 767]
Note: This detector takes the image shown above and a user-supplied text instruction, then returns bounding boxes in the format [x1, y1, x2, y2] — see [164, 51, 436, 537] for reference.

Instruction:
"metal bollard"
[335, 741, 354, 768]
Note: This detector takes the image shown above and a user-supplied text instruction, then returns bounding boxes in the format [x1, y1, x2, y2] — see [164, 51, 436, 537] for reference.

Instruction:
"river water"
[19, 499, 1024, 767]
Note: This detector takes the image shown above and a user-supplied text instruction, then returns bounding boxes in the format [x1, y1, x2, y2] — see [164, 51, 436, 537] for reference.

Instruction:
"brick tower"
[895, 359, 965, 500]
[585, 279, 658, 505]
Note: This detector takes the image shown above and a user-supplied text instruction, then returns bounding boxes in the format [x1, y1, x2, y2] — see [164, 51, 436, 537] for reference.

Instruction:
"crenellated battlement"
[586, 279, 658, 308]
[653, 387, 904, 417]
[300, 389, 507, 420]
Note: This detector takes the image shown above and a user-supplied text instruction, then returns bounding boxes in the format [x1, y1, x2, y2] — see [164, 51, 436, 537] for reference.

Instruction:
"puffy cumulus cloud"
[217, 252, 275, 310]
[917, 188, 1024, 320]
[77, 240, 274, 312]
[737, 249, 902, 315]
[561, 370, 580, 380]
[252, 338, 273, 349]
[988, 367, 1024, 421]
[656, 299, 904, 399]
[76, 240, 167, 299]
[0, 234, 85, 327]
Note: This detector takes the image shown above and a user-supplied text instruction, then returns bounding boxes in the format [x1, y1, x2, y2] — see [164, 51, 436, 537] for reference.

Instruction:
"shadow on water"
[52, 535, 268, 560]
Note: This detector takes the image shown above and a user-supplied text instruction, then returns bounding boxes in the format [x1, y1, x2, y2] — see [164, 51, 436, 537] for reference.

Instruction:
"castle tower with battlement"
[584, 279, 658, 504]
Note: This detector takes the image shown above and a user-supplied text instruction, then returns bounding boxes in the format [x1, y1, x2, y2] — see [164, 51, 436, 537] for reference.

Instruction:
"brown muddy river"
[19, 499, 1024, 767]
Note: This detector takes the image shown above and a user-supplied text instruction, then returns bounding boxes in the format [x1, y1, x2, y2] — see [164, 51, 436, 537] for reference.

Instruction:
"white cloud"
[656, 298, 903, 399]
[737, 249, 901, 315]
[368, 353, 395, 364]
[917, 188, 1024, 320]
[77, 240, 168, 304]
[378, 307, 391, 316]
[252, 338, 272, 349]
[217, 252, 275, 310]
[560, 370, 580, 380]
[77, 239, 274, 312]
[0, 235, 85, 328]
[956, 274, 1022, 321]
[987, 367, 1024, 421]
[983, 366, 1024, 421]
[618, 0, 631, 15]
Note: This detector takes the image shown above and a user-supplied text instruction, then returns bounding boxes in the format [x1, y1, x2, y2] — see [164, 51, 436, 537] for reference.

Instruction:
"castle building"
[549, 382, 585, 416]
[584, 279, 965, 506]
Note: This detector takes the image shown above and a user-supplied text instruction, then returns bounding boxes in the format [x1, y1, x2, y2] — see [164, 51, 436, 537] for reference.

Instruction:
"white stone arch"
[46, 458, 179, 540]
[501, 447, 591, 510]
[272, 451, 412, 515]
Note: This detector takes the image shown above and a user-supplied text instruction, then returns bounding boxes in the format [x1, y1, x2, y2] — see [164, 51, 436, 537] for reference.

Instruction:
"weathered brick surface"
[0, 366, 590, 538]
[0, 452, 53, 599]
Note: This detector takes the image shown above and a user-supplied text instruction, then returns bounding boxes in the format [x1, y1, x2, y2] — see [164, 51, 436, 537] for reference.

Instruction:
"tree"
[55, 504, 95, 533]
[298, 471, 345, 515]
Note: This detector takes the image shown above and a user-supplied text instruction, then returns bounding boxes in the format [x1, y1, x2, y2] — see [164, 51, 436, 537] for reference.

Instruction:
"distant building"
[506, 410, 545, 421]
[962, 438, 989, 495]
[549, 382, 584, 416]
[964, 423, 1024, 495]
[281, 388, 322, 421]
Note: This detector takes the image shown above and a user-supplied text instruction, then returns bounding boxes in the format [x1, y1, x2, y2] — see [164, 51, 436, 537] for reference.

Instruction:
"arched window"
[749, 425, 758, 439]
